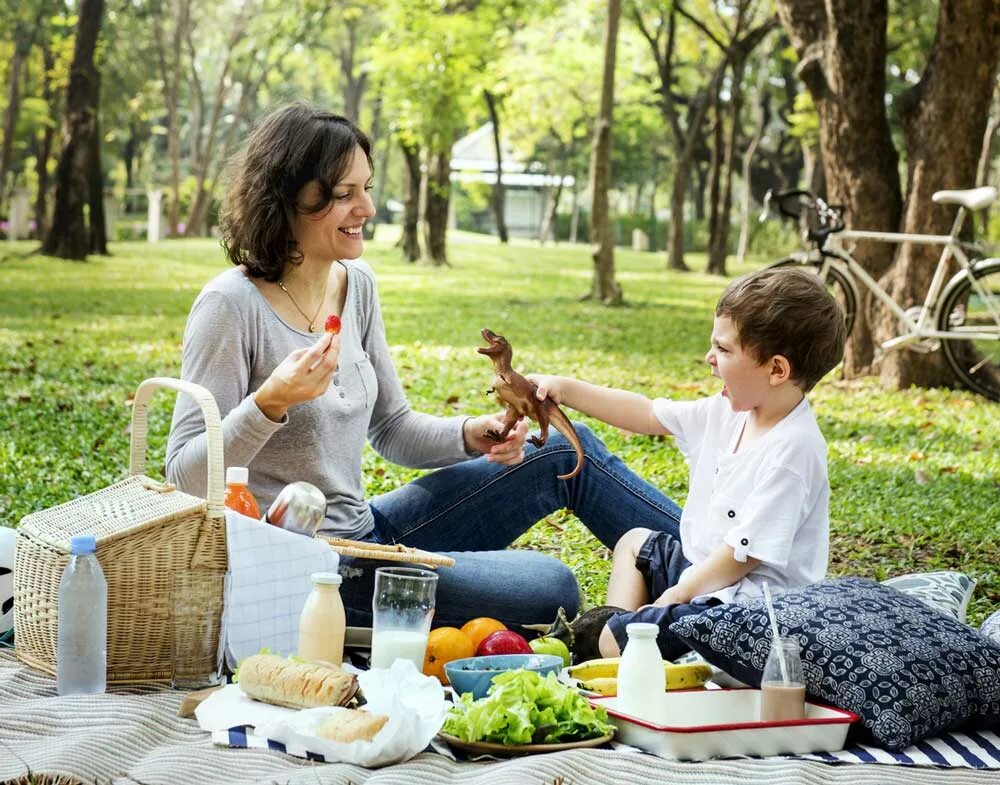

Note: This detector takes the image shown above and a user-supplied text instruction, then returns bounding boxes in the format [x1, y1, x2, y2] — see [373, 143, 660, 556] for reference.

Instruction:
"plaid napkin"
[224, 510, 339, 667]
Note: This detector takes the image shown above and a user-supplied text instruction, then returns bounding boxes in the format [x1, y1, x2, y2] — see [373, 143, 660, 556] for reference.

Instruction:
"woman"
[166, 103, 682, 630]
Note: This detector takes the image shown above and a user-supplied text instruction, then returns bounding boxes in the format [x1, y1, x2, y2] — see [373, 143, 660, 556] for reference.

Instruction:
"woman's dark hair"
[219, 103, 373, 281]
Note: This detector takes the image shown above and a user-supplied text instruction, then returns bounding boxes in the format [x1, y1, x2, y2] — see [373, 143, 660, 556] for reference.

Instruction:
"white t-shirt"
[651, 394, 829, 604]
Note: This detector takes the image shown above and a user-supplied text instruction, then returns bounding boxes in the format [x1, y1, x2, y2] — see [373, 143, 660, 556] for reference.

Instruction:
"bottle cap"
[311, 572, 342, 586]
[70, 534, 97, 555]
[226, 466, 249, 485]
[625, 622, 658, 639]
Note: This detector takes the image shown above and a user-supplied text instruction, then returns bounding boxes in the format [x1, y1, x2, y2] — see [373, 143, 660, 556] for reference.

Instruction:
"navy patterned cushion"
[669, 577, 1000, 751]
[883, 570, 976, 623]
[982, 610, 1000, 646]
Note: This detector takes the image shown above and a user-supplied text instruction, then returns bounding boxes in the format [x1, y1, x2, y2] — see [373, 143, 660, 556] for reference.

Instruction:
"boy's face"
[705, 315, 775, 411]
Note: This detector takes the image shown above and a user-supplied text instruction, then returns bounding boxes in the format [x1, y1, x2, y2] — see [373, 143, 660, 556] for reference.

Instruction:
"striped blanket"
[1, 651, 997, 785]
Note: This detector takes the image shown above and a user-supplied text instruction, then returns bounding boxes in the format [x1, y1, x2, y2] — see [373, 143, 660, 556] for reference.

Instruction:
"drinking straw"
[762, 581, 789, 684]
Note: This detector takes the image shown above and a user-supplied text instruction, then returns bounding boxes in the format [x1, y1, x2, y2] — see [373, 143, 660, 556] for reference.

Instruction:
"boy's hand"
[526, 373, 563, 404]
[651, 587, 685, 607]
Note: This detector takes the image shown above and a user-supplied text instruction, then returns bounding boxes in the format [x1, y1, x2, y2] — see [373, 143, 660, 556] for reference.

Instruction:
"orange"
[460, 617, 508, 651]
[423, 627, 475, 684]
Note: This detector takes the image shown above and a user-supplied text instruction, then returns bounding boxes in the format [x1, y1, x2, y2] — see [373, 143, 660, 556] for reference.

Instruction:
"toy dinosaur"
[477, 328, 584, 480]
[523, 605, 625, 664]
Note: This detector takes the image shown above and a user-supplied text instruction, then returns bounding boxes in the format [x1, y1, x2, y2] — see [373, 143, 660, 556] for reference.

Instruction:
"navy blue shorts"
[606, 531, 721, 660]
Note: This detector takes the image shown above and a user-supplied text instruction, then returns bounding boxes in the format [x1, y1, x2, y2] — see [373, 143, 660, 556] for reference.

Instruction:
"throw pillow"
[669, 577, 1000, 751]
[982, 610, 1000, 646]
[882, 570, 976, 623]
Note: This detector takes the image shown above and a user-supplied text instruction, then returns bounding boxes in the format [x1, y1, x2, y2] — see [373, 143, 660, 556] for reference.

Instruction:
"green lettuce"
[442, 669, 614, 745]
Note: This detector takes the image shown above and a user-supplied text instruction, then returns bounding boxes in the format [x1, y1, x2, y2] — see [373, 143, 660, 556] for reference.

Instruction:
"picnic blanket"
[1, 651, 997, 785]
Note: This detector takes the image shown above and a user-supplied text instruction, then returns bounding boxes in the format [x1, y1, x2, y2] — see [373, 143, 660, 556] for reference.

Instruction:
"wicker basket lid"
[18, 475, 208, 551]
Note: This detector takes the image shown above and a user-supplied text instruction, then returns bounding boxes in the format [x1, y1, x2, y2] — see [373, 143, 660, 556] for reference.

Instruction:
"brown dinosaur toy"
[477, 328, 584, 480]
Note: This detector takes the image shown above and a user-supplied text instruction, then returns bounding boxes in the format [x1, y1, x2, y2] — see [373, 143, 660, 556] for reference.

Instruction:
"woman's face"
[292, 145, 375, 264]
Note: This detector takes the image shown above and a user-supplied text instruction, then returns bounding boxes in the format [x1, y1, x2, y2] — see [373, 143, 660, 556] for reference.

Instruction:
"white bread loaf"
[238, 654, 358, 709]
[317, 709, 389, 743]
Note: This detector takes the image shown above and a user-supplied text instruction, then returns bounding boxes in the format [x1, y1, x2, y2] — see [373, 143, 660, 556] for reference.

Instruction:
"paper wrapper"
[195, 660, 447, 767]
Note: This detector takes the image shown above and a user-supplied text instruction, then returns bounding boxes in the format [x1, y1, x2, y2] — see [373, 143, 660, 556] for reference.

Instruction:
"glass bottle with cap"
[298, 572, 346, 666]
[617, 621, 665, 721]
[225, 466, 261, 519]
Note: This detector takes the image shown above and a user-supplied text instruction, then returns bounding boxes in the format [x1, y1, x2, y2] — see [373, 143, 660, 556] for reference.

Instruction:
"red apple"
[476, 630, 532, 656]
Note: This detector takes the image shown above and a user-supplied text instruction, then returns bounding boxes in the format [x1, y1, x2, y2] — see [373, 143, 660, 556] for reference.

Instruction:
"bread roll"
[317, 709, 389, 743]
[238, 654, 358, 709]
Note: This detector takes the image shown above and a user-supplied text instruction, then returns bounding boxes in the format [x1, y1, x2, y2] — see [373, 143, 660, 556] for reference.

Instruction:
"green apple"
[529, 636, 571, 667]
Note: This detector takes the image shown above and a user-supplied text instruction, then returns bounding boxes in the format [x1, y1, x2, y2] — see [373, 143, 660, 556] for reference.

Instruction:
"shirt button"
[740, 537, 749, 546]
[333, 374, 340, 385]
[339, 392, 346, 398]
[727, 510, 736, 518]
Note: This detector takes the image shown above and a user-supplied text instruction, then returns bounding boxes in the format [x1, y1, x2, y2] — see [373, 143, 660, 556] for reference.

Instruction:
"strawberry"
[324, 314, 341, 335]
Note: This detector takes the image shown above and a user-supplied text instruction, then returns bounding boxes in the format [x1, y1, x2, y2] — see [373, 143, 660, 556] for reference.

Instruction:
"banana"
[567, 657, 620, 681]
[578, 677, 618, 696]
[665, 662, 714, 690]
[573, 661, 715, 695]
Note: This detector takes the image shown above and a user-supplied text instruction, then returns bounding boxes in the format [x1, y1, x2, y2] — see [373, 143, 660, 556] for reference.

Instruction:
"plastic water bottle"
[57, 534, 107, 695]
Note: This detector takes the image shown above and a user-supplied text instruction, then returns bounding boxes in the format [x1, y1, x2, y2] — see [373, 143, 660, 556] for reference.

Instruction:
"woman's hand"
[526, 374, 564, 404]
[254, 332, 340, 421]
[462, 414, 529, 465]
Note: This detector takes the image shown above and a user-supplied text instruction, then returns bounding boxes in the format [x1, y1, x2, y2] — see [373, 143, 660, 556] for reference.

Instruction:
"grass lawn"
[1, 230, 998, 625]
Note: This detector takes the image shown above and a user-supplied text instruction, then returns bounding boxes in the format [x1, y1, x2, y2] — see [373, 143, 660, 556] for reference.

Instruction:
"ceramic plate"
[438, 731, 614, 756]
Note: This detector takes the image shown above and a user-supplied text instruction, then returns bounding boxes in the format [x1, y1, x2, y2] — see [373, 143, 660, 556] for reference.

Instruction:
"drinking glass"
[172, 571, 226, 689]
[369, 566, 438, 670]
[759, 635, 806, 721]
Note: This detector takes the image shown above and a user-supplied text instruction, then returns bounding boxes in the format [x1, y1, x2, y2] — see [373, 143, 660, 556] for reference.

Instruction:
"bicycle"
[759, 186, 1000, 402]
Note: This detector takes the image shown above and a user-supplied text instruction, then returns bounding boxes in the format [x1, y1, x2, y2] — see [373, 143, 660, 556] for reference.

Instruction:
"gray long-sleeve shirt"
[165, 261, 470, 539]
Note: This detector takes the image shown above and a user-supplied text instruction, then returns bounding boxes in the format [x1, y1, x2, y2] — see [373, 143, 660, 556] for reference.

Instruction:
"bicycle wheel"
[937, 258, 1000, 402]
[768, 253, 859, 335]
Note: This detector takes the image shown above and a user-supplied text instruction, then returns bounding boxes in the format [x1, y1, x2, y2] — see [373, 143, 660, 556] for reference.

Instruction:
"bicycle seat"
[931, 186, 997, 211]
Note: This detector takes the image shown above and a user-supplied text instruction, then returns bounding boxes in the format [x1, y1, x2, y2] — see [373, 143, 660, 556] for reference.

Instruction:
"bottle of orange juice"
[225, 466, 261, 518]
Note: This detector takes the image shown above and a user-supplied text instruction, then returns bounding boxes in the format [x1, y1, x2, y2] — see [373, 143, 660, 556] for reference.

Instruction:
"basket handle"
[129, 377, 226, 519]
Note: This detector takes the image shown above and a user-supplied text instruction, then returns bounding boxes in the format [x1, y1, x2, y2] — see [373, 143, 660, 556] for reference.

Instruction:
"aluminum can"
[266, 481, 327, 537]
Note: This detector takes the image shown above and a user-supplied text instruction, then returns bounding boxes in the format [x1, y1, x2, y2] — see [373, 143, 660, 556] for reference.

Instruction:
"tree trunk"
[424, 145, 451, 266]
[340, 19, 367, 123]
[975, 80, 999, 234]
[33, 39, 57, 242]
[0, 44, 27, 217]
[88, 109, 108, 254]
[705, 89, 726, 274]
[569, 162, 581, 243]
[41, 0, 105, 260]
[399, 140, 421, 262]
[875, 0, 1000, 391]
[153, 0, 191, 237]
[736, 56, 770, 265]
[775, 0, 902, 377]
[483, 89, 508, 243]
[587, 0, 623, 304]
[708, 56, 746, 276]
[363, 92, 384, 240]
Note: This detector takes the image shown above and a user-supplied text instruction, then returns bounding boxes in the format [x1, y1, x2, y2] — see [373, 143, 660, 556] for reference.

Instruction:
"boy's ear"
[769, 354, 792, 385]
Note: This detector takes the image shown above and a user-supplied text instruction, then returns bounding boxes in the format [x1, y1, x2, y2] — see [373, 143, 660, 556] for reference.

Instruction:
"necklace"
[277, 278, 327, 332]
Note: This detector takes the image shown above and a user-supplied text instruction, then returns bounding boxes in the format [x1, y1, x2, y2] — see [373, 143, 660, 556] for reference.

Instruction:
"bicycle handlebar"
[761, 189, 846, 245]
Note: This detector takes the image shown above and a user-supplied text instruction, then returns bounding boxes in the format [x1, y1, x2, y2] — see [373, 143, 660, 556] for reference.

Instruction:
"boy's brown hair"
[716, 268, 847, 392]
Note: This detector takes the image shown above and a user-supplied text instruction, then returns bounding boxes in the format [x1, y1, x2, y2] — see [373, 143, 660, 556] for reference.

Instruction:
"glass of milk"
[369, 566, 439, 670]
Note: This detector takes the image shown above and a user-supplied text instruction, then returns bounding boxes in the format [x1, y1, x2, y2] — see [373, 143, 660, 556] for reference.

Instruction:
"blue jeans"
[338, 424, 682, 633]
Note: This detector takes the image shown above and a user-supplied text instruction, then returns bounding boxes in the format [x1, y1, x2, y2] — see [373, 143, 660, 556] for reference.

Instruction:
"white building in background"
[450, 123, 574, 238]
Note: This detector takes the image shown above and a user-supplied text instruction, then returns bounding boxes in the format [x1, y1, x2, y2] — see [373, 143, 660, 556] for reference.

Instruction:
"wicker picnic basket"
[14, 377, 227, 683]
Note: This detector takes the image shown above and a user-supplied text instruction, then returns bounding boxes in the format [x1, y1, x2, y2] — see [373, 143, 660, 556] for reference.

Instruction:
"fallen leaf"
[914, 469, 931, 485]
[860, 434, 875, 443]
[908, 451, 926, 462]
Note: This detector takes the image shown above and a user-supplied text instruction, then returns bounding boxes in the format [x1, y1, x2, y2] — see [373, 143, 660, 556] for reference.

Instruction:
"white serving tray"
[589, 688, 857, 761]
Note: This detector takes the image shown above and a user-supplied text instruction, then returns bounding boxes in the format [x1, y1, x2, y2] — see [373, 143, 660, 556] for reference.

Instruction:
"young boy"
[531, 268, 847, 659]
